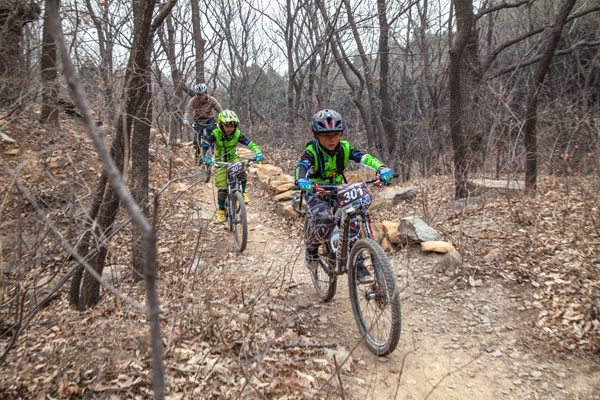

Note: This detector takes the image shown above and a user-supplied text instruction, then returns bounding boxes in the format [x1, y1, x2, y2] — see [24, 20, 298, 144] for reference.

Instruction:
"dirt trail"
[198, 174, 600, 400]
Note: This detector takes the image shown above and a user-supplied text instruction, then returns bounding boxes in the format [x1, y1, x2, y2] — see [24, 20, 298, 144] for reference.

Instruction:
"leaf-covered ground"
[1, 110, 599, 399]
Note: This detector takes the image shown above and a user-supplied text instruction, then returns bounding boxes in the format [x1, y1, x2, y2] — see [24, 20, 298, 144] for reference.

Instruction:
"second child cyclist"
[202, 110, 264, 224]
[295, 109, 394, 283]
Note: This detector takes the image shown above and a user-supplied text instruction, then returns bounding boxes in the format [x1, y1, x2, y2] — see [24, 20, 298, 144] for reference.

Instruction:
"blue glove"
[255, 153, 264, 163]
[377, 167, 393, 186]
[183, 116, 190, 125]
[204, 157, 212, 166]
[297, 178, 313, 194]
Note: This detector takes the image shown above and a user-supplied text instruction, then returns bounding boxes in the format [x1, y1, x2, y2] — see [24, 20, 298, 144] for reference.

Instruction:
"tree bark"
[190, 0, 206, 84]
[130, 0, 157, 282]
[39, 0, 59, 124]
[449, 0, 475, 199]
[524, 0, 577, 191]
[376, 0, 400, 173]
[0, 0, 40, 105]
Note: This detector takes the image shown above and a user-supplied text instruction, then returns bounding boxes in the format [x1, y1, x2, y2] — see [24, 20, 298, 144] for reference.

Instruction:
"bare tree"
[191, 0, 206, 84]
[448, 0, 477, 199]
[523, 0, 577, 191]
[39, 0, 59, 124]
[81, 0, 118, 127]
[69, 0, 176, 304]
[0, 0, 40, 106]
[376, 0, 400, 172]
[157, 12, 188, 141]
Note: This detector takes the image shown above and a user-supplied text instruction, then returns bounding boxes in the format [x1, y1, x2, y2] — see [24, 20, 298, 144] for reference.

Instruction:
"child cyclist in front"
[295, 109, 393, 283]
[202, 109, 264, 223]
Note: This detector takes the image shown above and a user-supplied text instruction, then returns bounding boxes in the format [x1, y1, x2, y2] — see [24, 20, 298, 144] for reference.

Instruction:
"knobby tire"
[230, 191, 248, 252]
[348, 238, 401, 356]
[303, 218, 337, 301]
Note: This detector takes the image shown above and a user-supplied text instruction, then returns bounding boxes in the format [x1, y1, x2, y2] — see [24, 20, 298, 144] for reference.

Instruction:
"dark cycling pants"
[305, 194, 360, 252]
[192, 119, 217, 147]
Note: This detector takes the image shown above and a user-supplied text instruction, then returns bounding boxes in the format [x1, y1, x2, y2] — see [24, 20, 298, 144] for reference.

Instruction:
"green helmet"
[218, 109, 239, 134]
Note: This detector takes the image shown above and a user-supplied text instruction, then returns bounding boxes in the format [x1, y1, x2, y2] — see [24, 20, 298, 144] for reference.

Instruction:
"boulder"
[398, 216, 444, 243]
[276, 201, 299, 218]
[466, 178, 525, 196]
[370, 186, 417, 210]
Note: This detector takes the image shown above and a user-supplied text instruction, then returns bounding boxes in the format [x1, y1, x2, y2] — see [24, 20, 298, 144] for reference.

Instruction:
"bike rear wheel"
[230, 191, 248, 252]
[303, 218, 337, 301]
[348, 238, 401, 356]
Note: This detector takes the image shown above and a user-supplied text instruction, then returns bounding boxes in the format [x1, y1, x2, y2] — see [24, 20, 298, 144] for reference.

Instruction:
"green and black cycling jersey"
[295, 139, 385, 185]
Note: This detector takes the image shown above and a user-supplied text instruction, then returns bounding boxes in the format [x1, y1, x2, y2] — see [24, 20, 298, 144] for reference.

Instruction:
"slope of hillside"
[1, 109, 599, 399]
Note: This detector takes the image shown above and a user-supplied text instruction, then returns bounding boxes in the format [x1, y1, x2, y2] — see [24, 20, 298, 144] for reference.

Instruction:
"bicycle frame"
[214, 159, 254, 198]
[294, 176, 402, 356]
[213, 158, 255, 252]
[192, 122, 212, 156]
[301, 179, 381, 276]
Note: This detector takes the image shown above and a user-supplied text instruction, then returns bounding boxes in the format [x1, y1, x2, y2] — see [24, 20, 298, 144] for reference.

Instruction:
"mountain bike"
[293, 176, 401, 356]
[192, 122, 213, 183]
[213, 158, 256, 252]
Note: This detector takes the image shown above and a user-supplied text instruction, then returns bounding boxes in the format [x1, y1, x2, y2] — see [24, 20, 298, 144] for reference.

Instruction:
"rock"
[274, 190, 296, 202]
[381, 221, 401, 244]
[253, 164, 282, 183]
[398, 216, 444, 243]
[275, 182, 294, 194]
[268, 174, 295, 193]
[421, 241, 455, 253]
[435, 250, 462, 274]
[466, 178, 525, 196]
[276, 201, 299, 218]
[370, 186, 417, 210]
[1, 131, 17, 143]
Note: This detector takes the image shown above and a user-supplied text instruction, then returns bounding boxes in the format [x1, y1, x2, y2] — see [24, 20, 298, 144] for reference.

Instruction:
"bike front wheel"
[230, 191, 248, 252]
[303, 218, 337, 301]
[348, 238, 401, 356]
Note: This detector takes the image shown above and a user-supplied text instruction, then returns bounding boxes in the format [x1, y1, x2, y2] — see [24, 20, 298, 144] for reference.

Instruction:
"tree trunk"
[190, 0, 206, 84]
[76, 0, 160, 304]
[376, 0, 400, 173]
[130, 0, 156, 280]
[0, 0, 40, 105]
[161, 15, 186, 142]
[39, 0, 59, 124]
[449, 0, 475, 199]
[524, 0, 577, 191]
[84, 0, 116, 128]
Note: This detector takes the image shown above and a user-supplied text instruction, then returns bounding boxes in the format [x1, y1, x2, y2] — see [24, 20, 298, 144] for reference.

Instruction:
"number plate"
[227, 162, 244, 178]
[337, 183, 370, 209]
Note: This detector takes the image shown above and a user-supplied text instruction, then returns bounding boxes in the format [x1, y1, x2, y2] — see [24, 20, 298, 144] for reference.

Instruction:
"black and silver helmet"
[311, 109, 344, 135]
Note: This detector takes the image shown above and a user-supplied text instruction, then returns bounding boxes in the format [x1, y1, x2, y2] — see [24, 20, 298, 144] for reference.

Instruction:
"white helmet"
[194, 83, 207, 95]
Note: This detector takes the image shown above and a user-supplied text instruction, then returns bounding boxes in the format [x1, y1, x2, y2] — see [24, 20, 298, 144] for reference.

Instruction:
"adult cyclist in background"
[183, 83, 223, 159]
[295, 108, 394, 283]
[202, 110, 264, 223]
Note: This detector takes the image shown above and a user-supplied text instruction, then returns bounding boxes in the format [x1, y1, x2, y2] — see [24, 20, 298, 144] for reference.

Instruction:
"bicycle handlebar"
[192, 122, 213, 127]
[291, 173, 399, 192]
[212, 158, 257, 168]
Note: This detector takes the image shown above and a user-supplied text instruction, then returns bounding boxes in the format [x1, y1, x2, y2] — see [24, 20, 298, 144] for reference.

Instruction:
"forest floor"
[0, 112, 599, 399]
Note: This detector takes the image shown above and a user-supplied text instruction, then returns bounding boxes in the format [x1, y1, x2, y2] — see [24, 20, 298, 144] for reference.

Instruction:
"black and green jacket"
[295, 139, 385, 185]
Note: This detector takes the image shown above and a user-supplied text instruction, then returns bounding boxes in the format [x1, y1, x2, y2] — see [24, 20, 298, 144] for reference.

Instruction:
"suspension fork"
[361, 210, 374, 239]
